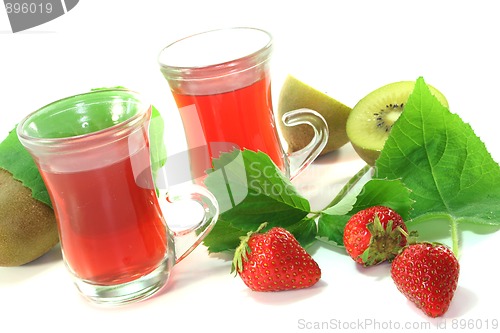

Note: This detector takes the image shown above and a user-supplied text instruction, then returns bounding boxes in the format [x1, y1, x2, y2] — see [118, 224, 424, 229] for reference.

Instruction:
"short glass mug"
[17, 89, 219, 305]
[158, 27, 328, 183]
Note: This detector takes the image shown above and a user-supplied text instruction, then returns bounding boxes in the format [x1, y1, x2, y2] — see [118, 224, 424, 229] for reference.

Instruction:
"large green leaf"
[374, 77, 500, 253]
[205, 149, 310, 229]
[203, 149, 314, 252]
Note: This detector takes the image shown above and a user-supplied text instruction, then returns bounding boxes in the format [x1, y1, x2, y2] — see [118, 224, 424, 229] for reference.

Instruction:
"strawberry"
[391, 242, 460, 317]
[343, 205, 408, 266]
[232, 223, 321, 291]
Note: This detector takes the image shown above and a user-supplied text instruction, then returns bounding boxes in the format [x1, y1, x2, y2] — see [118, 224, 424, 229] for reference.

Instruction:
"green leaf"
[0, 127, 52, 208]
[374, 77, 500, 254]
[202, 217, 248, 253]
[345, 179, 413, 221]
[205, 149, 310, 229]
[150, 105, 167, 194]
[317, 214, 350, 246]
[204, 216, 317, 254]
[321, 164, 372, 213]
[287, 217, 318, 248]
[203, 149, 314, 252]
[317, 178, 413, 246]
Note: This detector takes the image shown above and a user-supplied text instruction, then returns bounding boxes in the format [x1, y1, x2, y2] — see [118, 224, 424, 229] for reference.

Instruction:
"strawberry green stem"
[450, 217, 459, 258]
[310, 164, 371, 220]
[411, 213, 460, 258]
[321, 164, 371, 211]
[231, 222, 268, 275]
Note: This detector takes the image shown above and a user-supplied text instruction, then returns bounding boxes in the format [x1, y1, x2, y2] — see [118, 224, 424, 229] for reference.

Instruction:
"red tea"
[40, 145, 167, 285]
[172, 76, 285, 179]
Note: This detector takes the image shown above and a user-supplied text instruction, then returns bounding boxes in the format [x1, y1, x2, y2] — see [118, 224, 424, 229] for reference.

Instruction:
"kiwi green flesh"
[0, 168, 59, 266]
[346, 81, 448, 152]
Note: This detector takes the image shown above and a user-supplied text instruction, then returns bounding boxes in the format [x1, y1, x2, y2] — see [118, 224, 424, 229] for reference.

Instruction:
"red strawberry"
[232, 223, 321, 291]
[343, 205, 408, 266]
[391, 242, 460, 317]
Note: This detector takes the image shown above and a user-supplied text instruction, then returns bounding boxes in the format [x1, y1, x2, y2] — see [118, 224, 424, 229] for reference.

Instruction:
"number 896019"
[5, 2, 53, 14]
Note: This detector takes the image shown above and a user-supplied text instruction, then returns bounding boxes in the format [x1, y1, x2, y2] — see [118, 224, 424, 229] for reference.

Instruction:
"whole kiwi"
[0, 168, 59, 266]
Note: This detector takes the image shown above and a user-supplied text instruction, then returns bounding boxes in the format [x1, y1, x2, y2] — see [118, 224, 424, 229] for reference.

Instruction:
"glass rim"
[17, 88, 150, 151]
[158, 27, 273, 80]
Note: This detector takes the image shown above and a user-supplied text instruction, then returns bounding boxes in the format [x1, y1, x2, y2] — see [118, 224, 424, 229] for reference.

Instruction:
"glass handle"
[164, 184, 219, 263]
[282, 108, 329, 180]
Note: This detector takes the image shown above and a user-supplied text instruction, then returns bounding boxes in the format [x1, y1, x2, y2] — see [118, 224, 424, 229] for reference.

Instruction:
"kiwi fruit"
[277, 74, 352, 156]
[0, 168, 59, 266]
[346, 81, 449, 165]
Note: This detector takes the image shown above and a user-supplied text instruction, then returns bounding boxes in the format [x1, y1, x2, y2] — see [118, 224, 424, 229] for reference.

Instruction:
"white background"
[1, 1, 499, 332]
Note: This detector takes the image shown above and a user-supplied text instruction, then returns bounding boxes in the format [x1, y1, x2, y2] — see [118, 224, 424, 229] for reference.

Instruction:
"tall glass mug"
[17, 89, 219, 305]
[158, 27, 328, 182]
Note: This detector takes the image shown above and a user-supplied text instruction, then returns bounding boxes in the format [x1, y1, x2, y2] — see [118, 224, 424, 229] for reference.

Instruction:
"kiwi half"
[277, 75, 352, 156]
[346, 81, 449, 165]
[0, 168, 59, 266]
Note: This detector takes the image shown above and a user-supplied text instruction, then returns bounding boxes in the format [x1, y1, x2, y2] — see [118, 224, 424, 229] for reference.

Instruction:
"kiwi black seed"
[374, 103, 405, 132]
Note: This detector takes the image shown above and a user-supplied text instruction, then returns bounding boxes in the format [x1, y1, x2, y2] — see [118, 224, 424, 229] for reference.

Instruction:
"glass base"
[72, 255, 174, 306]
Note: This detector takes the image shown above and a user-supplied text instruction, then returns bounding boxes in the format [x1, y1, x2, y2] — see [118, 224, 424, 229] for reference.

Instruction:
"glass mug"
[158, 27, 328, 183]
[17, 89, 219, 305]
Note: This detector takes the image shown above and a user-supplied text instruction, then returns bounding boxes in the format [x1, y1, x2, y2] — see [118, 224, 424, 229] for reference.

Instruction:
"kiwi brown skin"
[351, 143, 381, 166]
[0, 168, 59, 266]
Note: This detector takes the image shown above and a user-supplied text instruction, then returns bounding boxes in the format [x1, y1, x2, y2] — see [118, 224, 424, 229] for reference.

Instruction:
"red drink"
[19, 89, 220, 304]
[172, 76, 285, 179]
[161, 28, 327, 183]
[40, 145, 167, 285]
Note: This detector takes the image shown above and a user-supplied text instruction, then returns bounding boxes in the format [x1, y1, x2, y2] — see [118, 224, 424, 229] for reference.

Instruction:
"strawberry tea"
[40, 145, 167, 285]
[17, 89, 219, 305]
[159, 27, 328, 182]
[172, 75, 285, 179]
